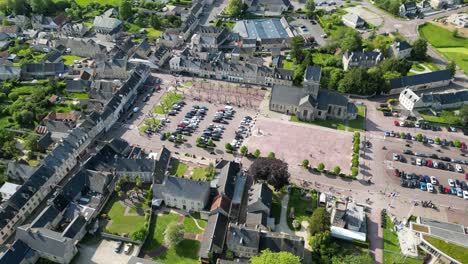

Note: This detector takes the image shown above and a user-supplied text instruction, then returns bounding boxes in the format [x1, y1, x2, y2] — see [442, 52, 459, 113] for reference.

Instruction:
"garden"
[419, 108, 462, 125]
[287, 187, 318, 230]
[423, 235, 468, 263]
[153, 92, 183, 114]
[383, 216, 422, 264]
[169, 159, 216, 181]
[419, 23, 468, 74]
[143, 211, 205, 264]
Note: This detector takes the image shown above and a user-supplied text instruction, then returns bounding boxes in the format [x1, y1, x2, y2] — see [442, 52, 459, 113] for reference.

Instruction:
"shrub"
[454, 140, 461, 148]
[353, 144, 359, 153]
[317, 162, 325, 171]
[387, 98, 398, 105]
[351, 167, 358, 177]
[267, 152, 276, 159]
[253, 149, 261, 158]
[302, 159, 309, 168]
[333, 166, 341, 175]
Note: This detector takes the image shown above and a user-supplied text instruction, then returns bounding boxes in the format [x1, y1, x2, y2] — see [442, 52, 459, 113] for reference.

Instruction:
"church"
[269, 66, 357, 121]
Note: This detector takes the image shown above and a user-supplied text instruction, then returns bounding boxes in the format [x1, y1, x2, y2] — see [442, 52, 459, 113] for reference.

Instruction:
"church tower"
[303, 65, 321, 99]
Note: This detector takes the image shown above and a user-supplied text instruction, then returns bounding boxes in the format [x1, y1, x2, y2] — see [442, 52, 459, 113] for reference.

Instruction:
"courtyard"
[245, 117, 354, 175]
[141, 210, 207, 264]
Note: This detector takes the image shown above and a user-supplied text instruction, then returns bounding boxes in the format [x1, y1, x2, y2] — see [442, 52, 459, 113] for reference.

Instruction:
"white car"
[124, 243, 133, 255]
[427, 183, 434, 193]
[448, 179, 455, 187]
[456, 188, 463, 198]
[455, 164, 463, 173]
[393, 153, 400, 161]
[416, 158, 422, 166]
[463, 190, 468, 200]
[430, 176, 437, 185]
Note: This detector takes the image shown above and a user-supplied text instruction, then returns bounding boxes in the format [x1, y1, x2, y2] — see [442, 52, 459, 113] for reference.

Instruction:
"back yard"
[169, 159, 215, 181]
[287, 188, 317, 230]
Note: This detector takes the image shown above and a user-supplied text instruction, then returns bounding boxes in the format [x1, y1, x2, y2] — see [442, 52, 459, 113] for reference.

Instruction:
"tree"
[333, 166, 341, 175]
[164, 222, 184, 246]
[416, 133, 423, 141]
[248, 158, 290, 191]
[335, 28, 362, 51]
[207, 138, 214, 146]
[119, 0, 133, 20]
[225, 250, 234, 260]
[14, 110, 34, 127]
[29, 0, 51, 14]
[206, 163, 215, 179]
[317, 162, 325, 171]
[267, 152, 275, 159]
[150, 14, 161, 29]
[25, 134, 40, 152]
[290, 36, 305, 62]
[196, 137, 203, 145]
[136, 177, 142, 188]
[240, 145, 248, 156]
[460, 105, 468, 126]
[411, 38, 427, 60]
[332, 253, 373, 264]
[225, 143, 233, 151]
[454, 140, 461, 148]
[453, 29, 459, 38]
[226, 0, 243, 17]
[305, 0, 316, 18]
[434, 137, 441, 144]
[253, 149, 261, 158]
[131, 227, 147, 241]
[118, 190, 124, 198]
[302, 159, 309, 168]
[351, 167, 358, 177]
[308, 207, 331, 236]
[446, 61, 456, 77]
[251, 249, 301, 264]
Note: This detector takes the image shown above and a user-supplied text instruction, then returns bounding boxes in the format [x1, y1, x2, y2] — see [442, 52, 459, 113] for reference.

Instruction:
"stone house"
[388, 41, 412, 59]
[342, 50, 383, 71]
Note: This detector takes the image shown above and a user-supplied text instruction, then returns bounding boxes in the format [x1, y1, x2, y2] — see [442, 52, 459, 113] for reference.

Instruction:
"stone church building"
[269, 66, 357, 121]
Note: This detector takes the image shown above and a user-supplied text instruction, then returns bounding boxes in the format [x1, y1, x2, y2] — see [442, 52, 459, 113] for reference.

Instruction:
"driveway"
[368, 209, 383, 264]
[290, 18, 328, 46]
[75, 239, 137, 264]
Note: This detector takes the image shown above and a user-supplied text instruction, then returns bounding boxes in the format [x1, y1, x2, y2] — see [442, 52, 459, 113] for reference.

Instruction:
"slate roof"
[154, 176, 210, 202]
[199, 212, 229, 258]
[42, 50, 63, 63]
[316, 89, 349, 110]
[344, 50, 382, 62]
[247, 183, 272, 210]
[16, 226, 74, 260]
[393, 41, 411, 51]
[154, 147, 171, 184]
[389, 70, 452, 89]
[114, 158, 155, 172]
[246, 212, 268, 227]
[65, 80, 91, 93]
[217, 161, 240, 199]
[30, 205, 61, 228]
[299, 94, 317, 107]
[226, 224, 261, 249]
[259, 232, 305, 258]
[62, 215, 87, 239]
[420, 90, 468, 105]
[0, 65, 21, 80]
[22, 62, 65, 74]
[0, 239, 34, 264]
[6, 160, 37, 181]
[342, 13, 364, 25]
[93, 15, 122, 31]
[403, 1, 417, 9]
[304, 65, 321, 82]
[270, 85, 303, 106]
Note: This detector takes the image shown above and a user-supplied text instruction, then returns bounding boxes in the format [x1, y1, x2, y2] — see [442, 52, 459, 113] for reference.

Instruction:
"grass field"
[104, 198, 146, 235]
[286, 188, 317, 230]
[291, 105, 366, 132]
[423, 235, 468, 264]
[144, 212, 200, 264]
[419, 109, 461, 125]
[282, 60, 297, 71]
[384, 216, 422, 264]
[191, 166, 211, 180]
[146, 28, 162, 38]
[183, 214, 207, 234]
[419, 23, 468, 73]
[69, 93, 89, 99]
[153, 92, 183, 114]
[62, 55, 82, 65]
[271, 191, 282, 225]
[73, 0, 121, 6]
[169, 160, 188, 176]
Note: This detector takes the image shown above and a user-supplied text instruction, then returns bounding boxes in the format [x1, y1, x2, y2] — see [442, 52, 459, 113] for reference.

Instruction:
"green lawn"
[104, 198, 146, 235]
[128, 200, 150, 214]
[418, 23, 468, 73]
[282, 60, 297, 71]
[286, 188, 317, 230]
[384, 216, 423, 264]
[419, 109, 461, 125]
[420, 61, 440, 72]
[169, 160, 188, 176]
[190, 166, 214, 181]
[183, 81, 193, 87]
[62, 55, 82, 66]
[28, 159, 40, 166]
[423, 235, 468, 264]
[291, 105, 365, 132]
[153, 239, 200, 264]
[65, 0, 122, 6]
[312, 53, 336, 66]
[183, 214, 207, 235]
[146, 28, 162, 38]
[69, 93, 89, 99]
[124, 22, 142, 34]
[153, 92, 183, 114]
[411, 63, 425, 72]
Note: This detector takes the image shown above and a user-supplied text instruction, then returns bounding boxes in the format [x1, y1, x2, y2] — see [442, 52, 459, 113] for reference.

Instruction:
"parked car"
[463, 190, 468, 200]
[124, 243, 133, 254]
[394, 169, 401, 177]
[393, 153, 400, 161]
[430, 176, 437, 185]
[427, 183, 434, 193]
[438, 184, 444, 193]
[455, 164, 464, 173]
[448, 179, 455, 187]
[420, 182, 427, 191]
[114, 241, 123, 253]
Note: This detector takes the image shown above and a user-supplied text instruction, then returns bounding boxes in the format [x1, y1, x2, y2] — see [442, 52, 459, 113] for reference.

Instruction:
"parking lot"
[75, 238, 137, 264]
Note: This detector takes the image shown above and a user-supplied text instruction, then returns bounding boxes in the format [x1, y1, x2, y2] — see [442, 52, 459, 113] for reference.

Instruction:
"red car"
[465, 173, 468, 180]
[444, 187, 450, 194]
[394, 120, 399, 126]
[426, 160, 433, 167]
[155, 85, 161, 91]
[394, 169, 401, 177]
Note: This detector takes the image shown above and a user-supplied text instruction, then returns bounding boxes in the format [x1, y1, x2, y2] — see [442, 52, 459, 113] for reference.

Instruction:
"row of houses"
[399, 86, 468, 111]
[0, 64, 150, 245]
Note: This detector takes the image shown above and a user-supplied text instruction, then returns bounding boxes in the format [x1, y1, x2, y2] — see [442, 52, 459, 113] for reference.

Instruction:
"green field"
[63, 55, 82, 65]
[423, 235, 468, 264]
[146, 28, 162, 38]
[69, 93, 89, 99]
[169, 160, 188, 176]
[191, 166, 211, 180]
[153, 92, 183, 114]
[291, 105, 366, 132]
[282, 59, 297, 71]
[419, 23, 468, 73]
[73, 0, 121, 6]
[419, 109, 461, 125]
[104, 198, 146, 235]
[183, 214, 207, 234]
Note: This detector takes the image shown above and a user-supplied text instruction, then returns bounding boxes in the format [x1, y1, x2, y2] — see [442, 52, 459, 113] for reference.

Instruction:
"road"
[200, 0, 230, 26]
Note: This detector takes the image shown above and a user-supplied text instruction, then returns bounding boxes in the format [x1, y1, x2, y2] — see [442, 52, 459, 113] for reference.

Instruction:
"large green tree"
[446, 61, 456, 77]
[460, 105, 468, 127]
[308, 207, 331, 236]
[251, 249, 301, 264]
[226, 0, 243, 17]
[164, 223, 184, 246]
[411, 38, 427, 60]
[290, 36, 305, 62]
[119, 0, 133, 20]
[305, 0, 316, 18]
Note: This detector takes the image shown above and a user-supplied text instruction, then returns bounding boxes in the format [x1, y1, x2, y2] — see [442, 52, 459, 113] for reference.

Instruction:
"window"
[327, 106, 332, 114]
[318, 111, 322, 116]
[337, 108, 342, 116]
